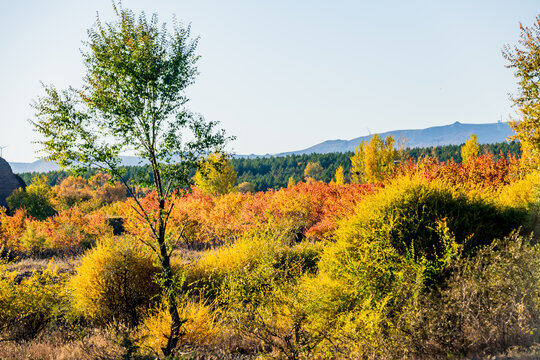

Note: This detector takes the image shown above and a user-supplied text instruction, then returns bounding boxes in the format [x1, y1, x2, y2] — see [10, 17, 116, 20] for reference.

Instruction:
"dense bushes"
[409, 234, 540, 358]
[331, 176, 525, 261]
[6, 176, 56, 220]
[1, 151, 539, 359]
[0, 207, 112, 255]
[69, 236, 161, 327]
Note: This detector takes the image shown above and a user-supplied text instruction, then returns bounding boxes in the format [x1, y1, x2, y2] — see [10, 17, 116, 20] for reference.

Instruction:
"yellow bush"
[138, 300, 223, 354]
[69, 236, 160, 327]
[497, 172, 540, 210]
[0, 261, 66, 341]
[187, 233, 322, 301]
[20, 222, 51, 254]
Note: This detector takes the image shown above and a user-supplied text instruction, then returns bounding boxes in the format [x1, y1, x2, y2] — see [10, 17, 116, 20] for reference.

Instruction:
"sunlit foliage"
[193, 152, 237, 196]
[69, 236, 160, 328]
[350, 134, 398, 184]
[6, 175, 56, 220]
[461, 134, 480, 165]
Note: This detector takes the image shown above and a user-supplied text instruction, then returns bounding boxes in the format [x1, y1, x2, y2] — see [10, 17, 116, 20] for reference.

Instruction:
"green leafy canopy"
[31, 2, 232, 195]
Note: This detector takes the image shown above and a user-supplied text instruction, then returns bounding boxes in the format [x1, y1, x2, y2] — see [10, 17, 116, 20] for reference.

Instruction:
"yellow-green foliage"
[331, 175, 524, 260]
[497, 172, 540, 210]
[298, 175, 530, 357]
[227, 275, 329, 359]
[69, 236, 161, 327]
[138, 300, 224, 354]
[497, 172, 540, 236]
[334, 165, 345, 185]
[304, 161, 324, 181]
[187, 232, 322, 301]
[461, 134, 480, 165]
[0, 260, 66, 341]
[20, 222, 51, 254]
[6, 175, 56, 220]
[350, 134, 397, 184]
[193, 152, 237, 196]
[309, 230, 427, 357]
[191, 234, 324, 358]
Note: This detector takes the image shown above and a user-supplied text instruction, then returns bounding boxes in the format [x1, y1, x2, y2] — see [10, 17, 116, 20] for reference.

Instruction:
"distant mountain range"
[274, 121, 514, 156]
[8, 121, 515, 173]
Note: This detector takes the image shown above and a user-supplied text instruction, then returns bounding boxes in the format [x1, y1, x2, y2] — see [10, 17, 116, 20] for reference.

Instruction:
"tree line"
[19, 141, 521, 192]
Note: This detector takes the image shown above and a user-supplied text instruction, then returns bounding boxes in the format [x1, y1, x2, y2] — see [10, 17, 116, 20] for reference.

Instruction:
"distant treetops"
[193, 134, 487, 197]
[193, 152, 237, 196]
[350, 134, 400, 184]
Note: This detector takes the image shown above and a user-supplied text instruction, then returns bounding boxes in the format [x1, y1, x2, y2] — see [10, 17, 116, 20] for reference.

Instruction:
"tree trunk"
[161, 249, 183, 356]
[156, 200, 183, 357]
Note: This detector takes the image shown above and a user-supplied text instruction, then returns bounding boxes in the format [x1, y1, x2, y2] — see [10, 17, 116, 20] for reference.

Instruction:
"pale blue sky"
[1, 0, 539, 162]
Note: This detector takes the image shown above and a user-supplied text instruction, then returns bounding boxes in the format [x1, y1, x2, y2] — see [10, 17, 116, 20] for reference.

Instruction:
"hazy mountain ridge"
[277, 121, 514, 156]
[9, 156, 146, 174]
[8, 122, 514, 173]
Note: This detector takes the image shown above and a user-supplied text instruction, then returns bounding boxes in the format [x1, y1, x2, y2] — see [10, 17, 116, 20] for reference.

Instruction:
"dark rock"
[0, 157, 23, 209]
[108, 217, 125, 235]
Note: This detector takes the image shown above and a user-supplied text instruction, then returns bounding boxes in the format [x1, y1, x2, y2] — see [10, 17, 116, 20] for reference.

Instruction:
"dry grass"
[0, 328, 258, 360]
[0, 329, 123, 360]
[6, 257, 78, 275]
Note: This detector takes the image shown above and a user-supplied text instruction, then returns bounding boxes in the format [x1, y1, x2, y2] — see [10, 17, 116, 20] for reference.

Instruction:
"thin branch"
[169, 220, 191, 257]
[101, 157, 159, 238]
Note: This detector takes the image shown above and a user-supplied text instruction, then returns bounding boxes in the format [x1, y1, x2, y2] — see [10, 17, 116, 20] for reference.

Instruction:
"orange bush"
[395, 153, 525, 191]
[0, 208, 30, 250]
[0, 205, 112, 252]
[119, 182, 380, 247]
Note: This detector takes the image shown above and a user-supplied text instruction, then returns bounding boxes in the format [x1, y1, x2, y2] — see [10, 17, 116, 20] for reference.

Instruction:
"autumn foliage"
[0, 149, 539, 359]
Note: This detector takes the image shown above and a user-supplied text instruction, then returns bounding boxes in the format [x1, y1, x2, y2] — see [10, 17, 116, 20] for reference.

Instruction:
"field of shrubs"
[0, 150, 539, 359]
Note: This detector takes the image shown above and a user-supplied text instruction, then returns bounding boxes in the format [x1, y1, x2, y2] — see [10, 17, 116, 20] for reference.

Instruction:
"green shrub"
[69, 236, 161, 327]
[6, 176, 56, 220]
[333, 176, 524, 262]
[305, 176, 529, 358]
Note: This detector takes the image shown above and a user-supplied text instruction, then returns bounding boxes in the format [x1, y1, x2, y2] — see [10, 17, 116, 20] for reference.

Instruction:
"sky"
[1, 0, 539, 162]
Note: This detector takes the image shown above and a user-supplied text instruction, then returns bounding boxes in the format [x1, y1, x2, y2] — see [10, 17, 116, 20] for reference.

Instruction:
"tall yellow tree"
[287, 176, 296, 188]
[334, 165, 345, 185]
[351, 135, 397, 184]
[350, 140, 366, 184]
[461, 134, 479, 165]
[193, 152, 237, 196]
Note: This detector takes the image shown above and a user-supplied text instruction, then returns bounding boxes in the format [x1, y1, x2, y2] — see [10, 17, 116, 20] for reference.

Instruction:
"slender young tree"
[31, 3, 231, 356]
[350, 140, 366, 184]
[461, 134, 480, 165]
[334, 165, 345, 185]
[303, 161, 324, 181]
